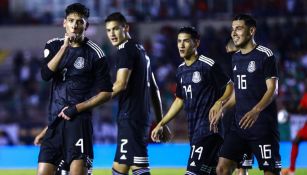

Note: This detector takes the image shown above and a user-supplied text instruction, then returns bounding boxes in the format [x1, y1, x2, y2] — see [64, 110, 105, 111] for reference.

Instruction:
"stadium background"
[0, 0, 307, 171]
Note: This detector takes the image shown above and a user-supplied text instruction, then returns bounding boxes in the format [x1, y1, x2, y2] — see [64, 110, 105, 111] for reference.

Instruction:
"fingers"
[239, 114, 256, 129]
[151, 128, 161, 142]
[58, 106, 71, 120]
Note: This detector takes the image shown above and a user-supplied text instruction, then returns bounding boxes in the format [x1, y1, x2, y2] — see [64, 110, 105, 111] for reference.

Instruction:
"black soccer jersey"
[176, 55, 230, 144]
[115, 39, 153, 125]
[232, 45, 279, 139]
[41, 37, 113, 123]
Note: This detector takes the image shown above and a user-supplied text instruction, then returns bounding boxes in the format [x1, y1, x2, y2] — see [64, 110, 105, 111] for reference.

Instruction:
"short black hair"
[233, 14, 256, 28]
[65, 3, 90, 18]
[104, 12, 127, 25]
[178, 26, 200, 40]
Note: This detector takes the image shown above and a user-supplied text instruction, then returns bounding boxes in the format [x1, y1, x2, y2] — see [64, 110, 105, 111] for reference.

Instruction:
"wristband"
[63, 105, 78, 118]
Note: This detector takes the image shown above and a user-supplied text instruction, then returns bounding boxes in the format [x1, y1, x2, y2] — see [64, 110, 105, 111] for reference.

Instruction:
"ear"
[195, 39, 200, 48]
[250, 27, 256, 36]
[63, 19, 66, 28]
[85, 22, 89, 30]
[124, 24, 129, 33]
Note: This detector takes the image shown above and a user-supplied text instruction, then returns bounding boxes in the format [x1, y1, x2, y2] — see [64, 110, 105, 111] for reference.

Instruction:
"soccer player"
[151, 26, 233, 175]
[104, 12, 170, 175]
[37, 3, 113, 175]
[224, 39, 253, 175]
[282, 87, 307, 175]
[210, 14, 281, 175]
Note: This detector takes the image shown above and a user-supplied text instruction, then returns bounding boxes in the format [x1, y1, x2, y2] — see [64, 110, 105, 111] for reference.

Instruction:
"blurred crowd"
[0, 0, 307, 145]
[0, 0, 307, 24]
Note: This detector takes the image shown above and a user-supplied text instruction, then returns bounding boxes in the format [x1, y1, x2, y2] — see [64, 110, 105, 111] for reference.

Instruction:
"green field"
[1, 168, 307, 175]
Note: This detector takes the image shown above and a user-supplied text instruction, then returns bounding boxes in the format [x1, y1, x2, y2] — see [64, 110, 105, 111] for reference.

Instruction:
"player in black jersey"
[104, 12, 170, 175]
[210, 14, 281, 175]
[151, 26, 233, 175]
[224, 39, 253, 175]
[37, 3, 113, 175]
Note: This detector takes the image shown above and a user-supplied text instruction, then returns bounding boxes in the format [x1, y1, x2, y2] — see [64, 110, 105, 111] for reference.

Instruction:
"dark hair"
[65, 3, 90, 18]
[233, 14, 256, 28]
[178, 26, 200, 40]
[104, 12, 127, 25]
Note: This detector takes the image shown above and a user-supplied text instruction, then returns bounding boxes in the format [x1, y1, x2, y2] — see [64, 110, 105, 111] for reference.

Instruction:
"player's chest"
[61, 50, 92, 73]
[179, 68, 209, 91]
[232, 58, 263, 76]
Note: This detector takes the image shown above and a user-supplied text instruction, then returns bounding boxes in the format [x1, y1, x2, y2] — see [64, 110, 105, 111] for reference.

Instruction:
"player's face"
[231, 20, 253, 48]
[106, 21, 128, 46]
[177, 33, 198, 59]
[63, 13, 87, 38]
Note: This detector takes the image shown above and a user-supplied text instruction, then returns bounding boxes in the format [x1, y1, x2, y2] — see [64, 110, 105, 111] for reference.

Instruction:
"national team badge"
[192, 71, 201, 83]
[247, 61, 256, 73]
[74, 57, 85, 69]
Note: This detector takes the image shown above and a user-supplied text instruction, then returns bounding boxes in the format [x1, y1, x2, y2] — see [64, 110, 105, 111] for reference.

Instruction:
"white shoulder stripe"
[199, 55, 214, 66]
[178, 62, 185, 67]
[88, 40, 105, 57]
[199, 58, 213, 66]
[118, 40, 129, 50]
[199, 55, 215, 64]
[258, 45, 273, 56]
[256, 45, 273, 57]
[47, 37, 64, 44]
[86, 41, 105, 58]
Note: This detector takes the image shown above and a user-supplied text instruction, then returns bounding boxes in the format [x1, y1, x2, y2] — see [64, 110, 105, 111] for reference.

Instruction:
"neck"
[240, 39, 256, 54]
[70, 35, 85, 47]
[184, 53, 198, 66]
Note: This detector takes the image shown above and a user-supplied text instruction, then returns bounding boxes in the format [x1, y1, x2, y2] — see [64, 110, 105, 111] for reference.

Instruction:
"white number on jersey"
[258, 144, 272, 159]
[191, 145, 203, 160]
[237, 74, 247, 89]
[120, 139, 128, 153]
[183, 85, 193, 99]
[75, 138, 84, 153]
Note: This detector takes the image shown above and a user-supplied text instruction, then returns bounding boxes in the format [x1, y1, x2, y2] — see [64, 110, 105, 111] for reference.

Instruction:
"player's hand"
[209, 100, 223, 122]
[151, 123, 163, 142]
[210, 108, 224, 133]
[160, 125, 172, 142]
[58, 106, 78, 120]
[63, 33, 77, 47]
[239, 108, 260, 129]
[34, 131, 45, 146]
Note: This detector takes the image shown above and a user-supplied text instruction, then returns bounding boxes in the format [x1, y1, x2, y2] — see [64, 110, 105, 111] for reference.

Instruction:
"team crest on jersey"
[192, 71, 201, 83]
[74, 57, 85, 69]
[247, 61, 256, 73]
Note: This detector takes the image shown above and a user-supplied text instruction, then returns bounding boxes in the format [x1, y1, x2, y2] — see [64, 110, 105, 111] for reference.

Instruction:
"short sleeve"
[116, 47, 135, 69]
[263, 55, 278, 79]
[211, 63, 231, 89]
[40, 41, 58, 81]
[175, 74, 183, 99]
[93, 57, 113, 92]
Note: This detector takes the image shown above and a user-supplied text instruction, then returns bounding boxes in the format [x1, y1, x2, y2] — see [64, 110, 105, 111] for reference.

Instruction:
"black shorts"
[114, 119, 150, 167]
[237, 152, 253, 169]
[220, 130, 281, 172]
[38, 115, 93, 167]
[186, 134, 223, 175]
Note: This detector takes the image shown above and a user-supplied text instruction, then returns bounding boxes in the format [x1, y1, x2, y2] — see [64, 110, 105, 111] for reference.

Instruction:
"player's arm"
[111, 68, 132, 98]
[239, 78, 278, 129]
[150, 73, 171, 141]
[150, 73, 163, 121]
[151, 97, 183, 142]
[34, 126, 48, 146]
[58, 56, 113, 120]
[41, 34, 74, 81]
[209, 82, 234, 132]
